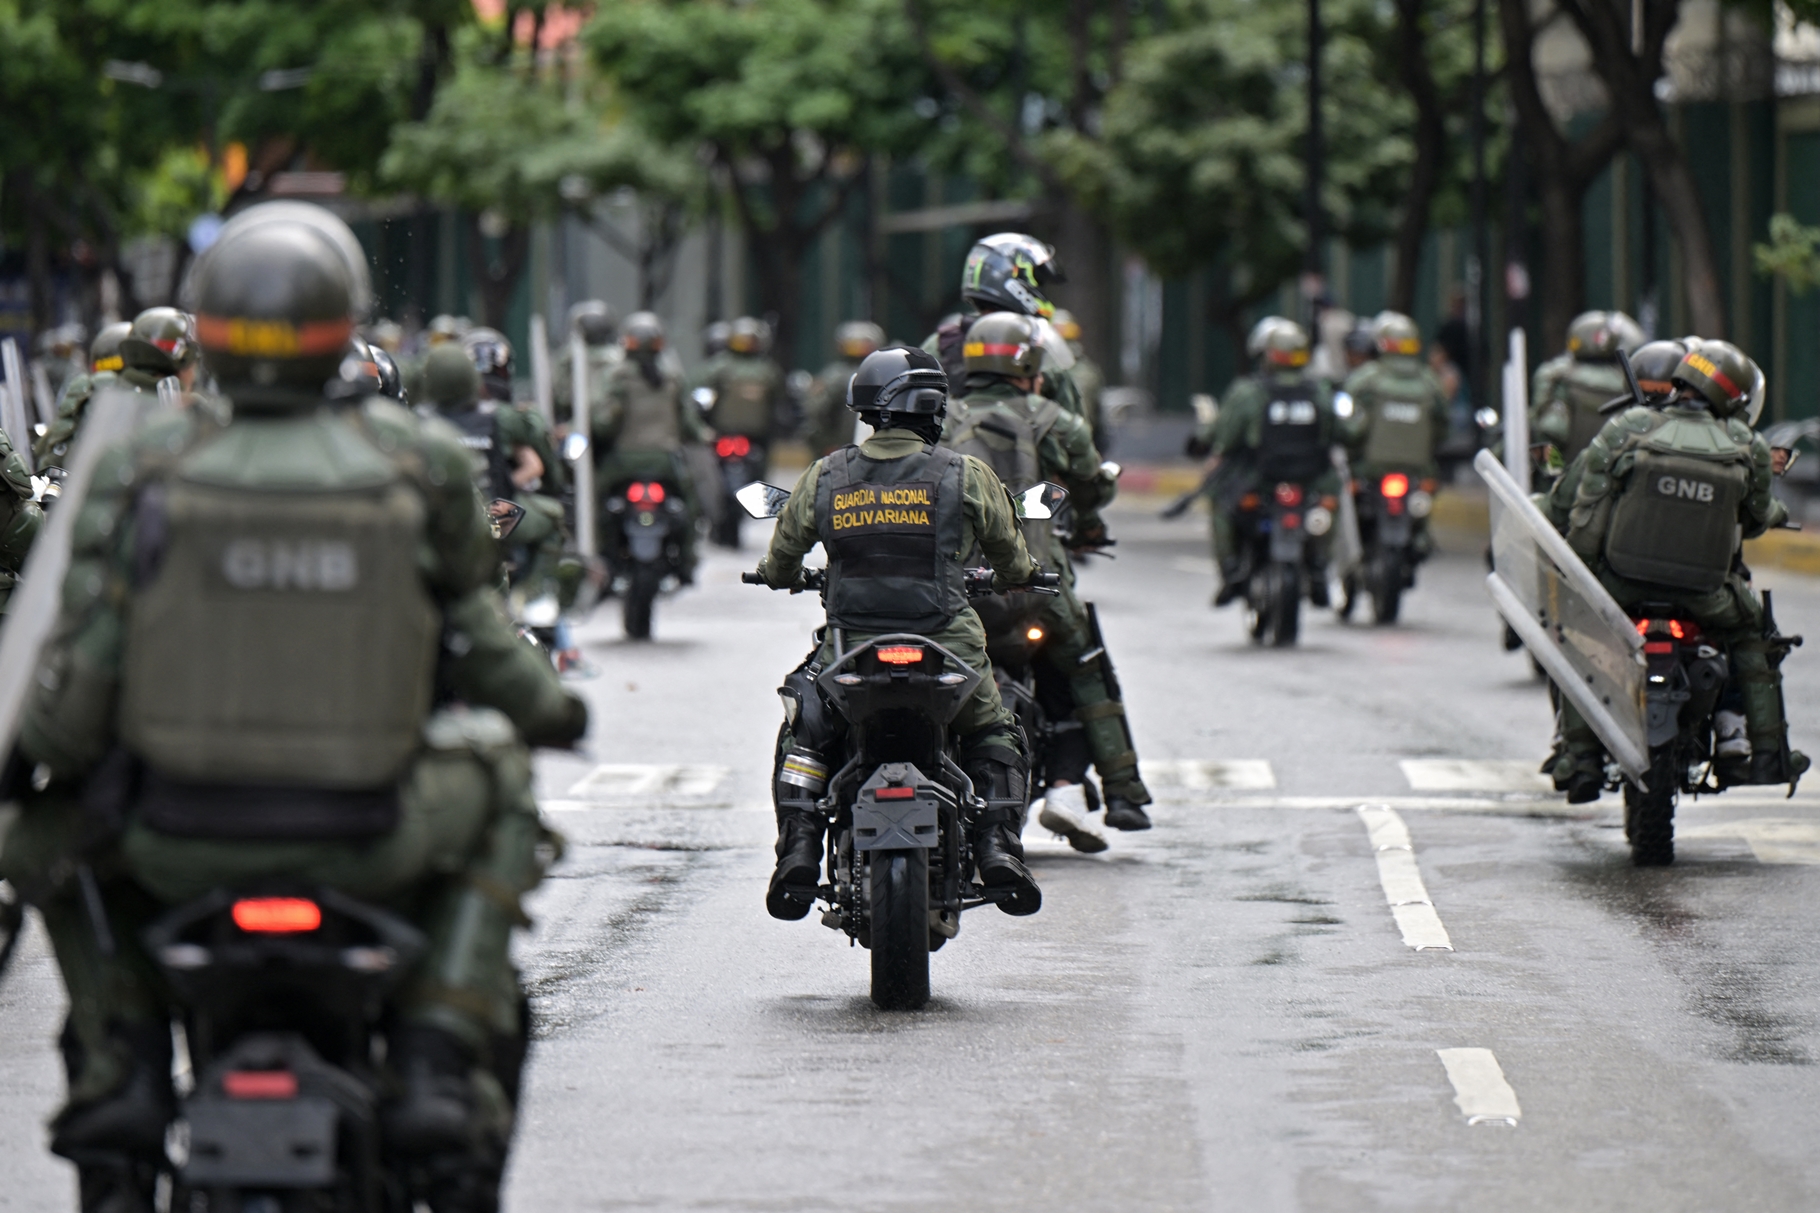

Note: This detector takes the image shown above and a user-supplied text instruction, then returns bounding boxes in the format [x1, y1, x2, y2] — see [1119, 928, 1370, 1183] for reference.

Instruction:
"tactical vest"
[611, 367, 685, 453]
[441, 403, 512, 500]
[1255, 376, 1328, 482]
[945, 391, 1066, 570]
[1559, 362, 1628, 461]
[935, 318, 968, 391]
[1603, 413, 1751, 592]
[1359, 360, 1437, 469]
[118, 413, 442, 794]
[814, 442, 969, 633]
[709, 358, 776, 437]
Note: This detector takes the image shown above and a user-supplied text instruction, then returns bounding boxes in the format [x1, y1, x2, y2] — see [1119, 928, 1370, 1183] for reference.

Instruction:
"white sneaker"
[1038, 784, 1108, 854]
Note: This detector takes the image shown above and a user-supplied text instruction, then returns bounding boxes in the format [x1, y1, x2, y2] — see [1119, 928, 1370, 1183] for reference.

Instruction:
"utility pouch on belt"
[119, 420, 441, 793]
[1604, 448, 1747, 592]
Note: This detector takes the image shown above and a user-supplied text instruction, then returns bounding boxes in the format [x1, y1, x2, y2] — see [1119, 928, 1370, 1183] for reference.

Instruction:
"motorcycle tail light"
[1274, 483, 1303, 506]
[875, 645, 924, 665]
[223, 1070, 299, 1100]
[1282, 512, 1302, 529]
[1635, 618, 1651, 634]
[716, 435, 752, 459]
[647, 482, 666, 504]
[874, 786, 917, 801]
[1669, 619, 1688, 640]
[231, 897, 321, 934]
[626, 483, 647, 503]
[1380, 472, 1410, 498]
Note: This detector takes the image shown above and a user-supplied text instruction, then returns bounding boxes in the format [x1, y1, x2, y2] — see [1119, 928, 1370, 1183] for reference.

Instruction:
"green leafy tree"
[589, 0, 935, 368]
[1756, 213, 1820, 296]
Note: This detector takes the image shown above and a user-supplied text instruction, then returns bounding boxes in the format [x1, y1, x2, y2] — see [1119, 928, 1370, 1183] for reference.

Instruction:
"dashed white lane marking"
[1149, 760, 1277, 790]
[1436, 1048, 1522, 1126]
[1400, 759, 1553, 794]
[1679, 818, 1820, 864]
[1356, 806, 1453, 951]
[566, 764, 730, 802]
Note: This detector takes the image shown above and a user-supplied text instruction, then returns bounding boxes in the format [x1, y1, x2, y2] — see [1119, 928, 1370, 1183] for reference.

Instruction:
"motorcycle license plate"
[181, 1095, 338, 1186]
[1269, 523, 1305, 564]
[1379, 515, 1413, 546]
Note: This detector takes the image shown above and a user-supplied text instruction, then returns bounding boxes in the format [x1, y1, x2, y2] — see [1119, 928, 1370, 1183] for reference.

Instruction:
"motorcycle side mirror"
[487, 498, 527, 540]
[562, 431, 589, 462]
[735, 481, 793, 520]
[1099, 460, 1122, 480]
[691, 386, 717, 413]
[1019, 482, 1069, 520]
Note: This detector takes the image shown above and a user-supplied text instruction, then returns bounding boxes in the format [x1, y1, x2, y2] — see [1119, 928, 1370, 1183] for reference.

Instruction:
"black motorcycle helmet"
[569, 299, 616, 347]
[192, 219, 358, 407]
[330, 335, 382, 399]
[463, 327, 514, 401]
[1629, 339, 1687, 405]
[845, 345, 948, 426]
[960, 232, 1065, 318]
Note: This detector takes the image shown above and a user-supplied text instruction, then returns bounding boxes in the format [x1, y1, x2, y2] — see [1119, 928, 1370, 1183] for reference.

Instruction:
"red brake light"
[231, 897, 321, 934]
[1281, 512, 1302, 529]
[716, 435, 751, 459]
[626, 482, 646, 503]
[647, 482, 665, 504]
[1668, 620, 1685, 640]
[1275, 483, 1303, 506]
[875, 645, 924, 665]
[223, 1070, 299, 1100]
[1380, 473, 1410, 499]
[1636, 618, 1651, 635]
[874, 786, 917, 800]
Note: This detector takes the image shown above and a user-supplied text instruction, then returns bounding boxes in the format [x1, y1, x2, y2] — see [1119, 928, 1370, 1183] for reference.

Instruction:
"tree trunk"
[1644, 146, 1725, 335]
[465, 217, 529, 329]
[1052, 200, 1116, 375]
[1390, 0, 1445, 315]
[1534, 173, 1590, 358]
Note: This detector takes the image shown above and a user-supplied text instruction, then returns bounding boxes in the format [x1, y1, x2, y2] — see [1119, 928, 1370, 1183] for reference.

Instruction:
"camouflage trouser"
[0, 708, 553, 1117]
[1561, 569, 1783, 764]
[1030, 573, 1151, 805]
[511, 492, 579, 608]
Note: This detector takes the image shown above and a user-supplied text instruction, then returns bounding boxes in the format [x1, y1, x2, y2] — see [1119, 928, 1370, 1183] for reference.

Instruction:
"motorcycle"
[737, 482, 1063, 1011]
[602, 476, 688, 640]
[1232, 480, 1333, 647]
[1615, 597, 1802, 865]
[134, 886, 521, 1210]
[1341, 471, 1434, 625]
[708, 431, 766, 549]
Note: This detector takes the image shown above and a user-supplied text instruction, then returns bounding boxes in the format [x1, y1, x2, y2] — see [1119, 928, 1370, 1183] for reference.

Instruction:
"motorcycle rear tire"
[622, 563, 661, 640]
[1628, 750, 1678, 867]
[1267, 563, 1300, 647]
[1371, 552, 1403, 625]
[868, 849, 931, 1011]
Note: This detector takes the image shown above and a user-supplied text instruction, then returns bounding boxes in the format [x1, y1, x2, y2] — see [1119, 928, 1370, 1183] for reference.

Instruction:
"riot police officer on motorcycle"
[1, 205, 587, 1211]
[944, 312, 1152, 846]
[755, 346, 1047, 920]
[1554, 340, 1806, 799]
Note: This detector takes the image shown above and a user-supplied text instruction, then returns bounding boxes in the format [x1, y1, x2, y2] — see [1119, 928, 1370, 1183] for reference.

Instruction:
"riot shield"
[1330, 446, 1363, 576]
[0, 339, 32, 474]
[569, 333, 597, 559]
[1474, 449, 1648, 781]
[528, 313, 556, 429]
[0, 387, 154, 759]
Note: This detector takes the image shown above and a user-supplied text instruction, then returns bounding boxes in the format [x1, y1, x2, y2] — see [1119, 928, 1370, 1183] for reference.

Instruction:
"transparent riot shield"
[1474, 449, 1648, 781]
[0, 387, 155, 756]
[1330, 446, 1363, 576]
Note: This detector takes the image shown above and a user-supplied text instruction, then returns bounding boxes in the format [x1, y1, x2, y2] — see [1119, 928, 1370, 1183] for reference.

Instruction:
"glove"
[1071, 520, 1109, 551]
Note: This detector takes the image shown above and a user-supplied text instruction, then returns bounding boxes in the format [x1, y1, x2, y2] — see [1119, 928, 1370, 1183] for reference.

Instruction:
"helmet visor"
[1031, 318, 1076, 372]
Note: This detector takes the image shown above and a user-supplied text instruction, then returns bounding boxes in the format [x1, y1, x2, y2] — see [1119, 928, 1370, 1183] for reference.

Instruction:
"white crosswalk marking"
[565, 764, 730, 803]
[1436, 1048, 1522, 1126]
[1679, 818, 1820, 864]
[1400, 759, 1553, 794]
[1356, 805, 1453, 951]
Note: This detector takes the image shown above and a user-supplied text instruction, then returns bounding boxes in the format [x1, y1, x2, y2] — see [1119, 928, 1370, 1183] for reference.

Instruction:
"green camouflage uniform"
[1555, 403, 1791, 774]
[3, 396, 586, 1121]
[801, 358, 860, 457]
[694, 351, 782, 440]
[0, 426, 44, 611]
[1193, 369, 1342, 573]
[1340, 353, 1450, 558]
[943, 380, 1148, 804]
[756, 427, 1036, 754]
[1533, 357, 1628, 469]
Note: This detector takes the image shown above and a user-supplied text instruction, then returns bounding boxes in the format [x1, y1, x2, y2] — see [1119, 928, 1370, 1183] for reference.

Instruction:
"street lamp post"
[1304, 0, 1326, 328]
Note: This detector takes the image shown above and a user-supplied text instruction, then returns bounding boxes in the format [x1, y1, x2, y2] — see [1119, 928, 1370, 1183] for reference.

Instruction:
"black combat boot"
[1563, 757, 1603, 805]
[383, 1026, 478, 1156]
[50, 1021, 174, 1160]
[1103, 798, 1152, 831]
[766, 809, 825, 921]
[1212, 560, 1245, 608]
[965, 750, 1041, 916]
[1306, 569, 1331, 609]
[1749, 748, 1811, 789]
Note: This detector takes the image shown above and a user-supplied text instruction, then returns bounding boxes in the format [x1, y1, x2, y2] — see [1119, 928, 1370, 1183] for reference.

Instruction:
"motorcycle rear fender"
[624, 511, 670, 562]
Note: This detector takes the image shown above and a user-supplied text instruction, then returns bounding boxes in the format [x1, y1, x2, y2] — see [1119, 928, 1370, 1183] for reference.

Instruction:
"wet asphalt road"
[6, 495, 1820, 1211]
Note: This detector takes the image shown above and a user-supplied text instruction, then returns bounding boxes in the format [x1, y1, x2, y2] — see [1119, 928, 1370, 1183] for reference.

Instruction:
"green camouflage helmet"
[89, 320, 132, 373]
[728, 316, 772, 355]
[1566, 311, 1621, 361]
[120, 306, 199, 374]
[834, 320, 884, 360]
[963, 312, 1044, 378]
[621, 311, 666, 351]
[193, 218, 357, 400]
[1672, 340, 1755, 418]
[1245, 315, 1293, 359]
[569, 299, 615, 346]
[1607, 311, 1646, 354]
[1372, 311, 1422, 356]
[1255, 317, 1310, 368]
[421, 342, 480, 409]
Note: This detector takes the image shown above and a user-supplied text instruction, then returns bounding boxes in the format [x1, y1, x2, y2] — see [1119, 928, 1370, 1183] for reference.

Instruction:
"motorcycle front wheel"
[868, 849, 931, 1010]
